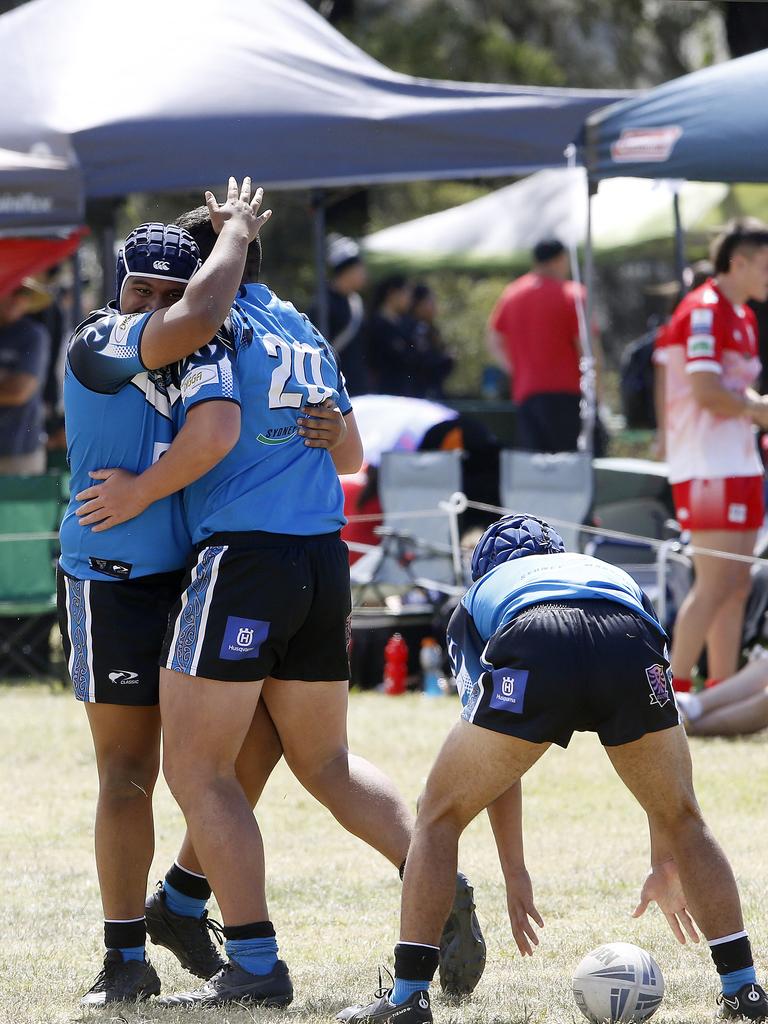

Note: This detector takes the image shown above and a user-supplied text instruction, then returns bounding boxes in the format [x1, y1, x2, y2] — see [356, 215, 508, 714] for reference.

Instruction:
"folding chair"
[0, 473, 62, 680]
[499, 450, 593, 552]
[350, 450, 465, 604]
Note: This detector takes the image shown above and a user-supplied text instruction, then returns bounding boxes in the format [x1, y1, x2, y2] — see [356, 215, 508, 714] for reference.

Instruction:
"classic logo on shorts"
[489, 668, 529, 714]
[646, 663, 671, 707]
[220, 615, 270, 660]
[108, 669, 139, 685]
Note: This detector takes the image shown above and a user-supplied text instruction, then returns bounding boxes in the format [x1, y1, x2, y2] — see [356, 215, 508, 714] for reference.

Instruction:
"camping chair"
[0, 473, 62, 680]
[350, 450, 465, 605]
[499, 449, 593, 552]
[584, 497, 691, 632]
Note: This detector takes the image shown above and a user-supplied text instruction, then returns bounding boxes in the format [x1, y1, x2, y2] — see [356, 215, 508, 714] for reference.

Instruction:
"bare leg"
[175, 701, 283, 875]
[261, 678, 414, 867]
[160, 668, 267, 926]
[671, 530, 754, 681]
[688, 689, 768, 737]
[85, 704, 161, 921]
[400, 721, 547, 945]
[605, 726, 744, 938]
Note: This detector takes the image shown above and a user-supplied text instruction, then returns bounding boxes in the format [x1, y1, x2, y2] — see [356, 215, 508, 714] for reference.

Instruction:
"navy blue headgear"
[115, 222, 201, 310]
[470, 513, 565, 581]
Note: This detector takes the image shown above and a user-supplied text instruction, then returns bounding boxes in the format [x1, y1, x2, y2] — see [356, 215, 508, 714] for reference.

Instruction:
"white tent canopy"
[363, 167, 728, 267]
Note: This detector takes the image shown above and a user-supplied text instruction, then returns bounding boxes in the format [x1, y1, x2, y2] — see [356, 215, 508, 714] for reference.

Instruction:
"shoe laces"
[201, 910, 225, 946]
[88, 951, 125, 991]
[373, 965, 395, 1001]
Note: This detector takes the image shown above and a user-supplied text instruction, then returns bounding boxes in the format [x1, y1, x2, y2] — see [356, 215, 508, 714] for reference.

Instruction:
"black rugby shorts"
[161, 531, 351, 683]
[460, 599, 681, 747]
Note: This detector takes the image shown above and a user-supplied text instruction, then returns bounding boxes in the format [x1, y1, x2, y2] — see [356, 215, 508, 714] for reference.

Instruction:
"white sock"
[675, 691, 703, 722]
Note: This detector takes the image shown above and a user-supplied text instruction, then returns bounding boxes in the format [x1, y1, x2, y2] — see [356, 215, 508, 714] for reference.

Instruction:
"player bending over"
[338, 515, 768, 1024]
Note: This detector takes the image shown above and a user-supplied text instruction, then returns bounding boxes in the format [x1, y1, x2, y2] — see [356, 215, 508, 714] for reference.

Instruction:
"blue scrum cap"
[470, 513, 566, 581]
[115, 222, 201, 310]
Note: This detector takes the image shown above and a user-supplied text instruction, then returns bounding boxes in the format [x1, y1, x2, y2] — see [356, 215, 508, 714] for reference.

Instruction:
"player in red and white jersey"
[663, 222, 768, 693]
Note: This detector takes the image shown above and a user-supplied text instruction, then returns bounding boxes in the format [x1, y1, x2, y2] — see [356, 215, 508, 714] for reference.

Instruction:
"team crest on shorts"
[646, 663, 671, 707]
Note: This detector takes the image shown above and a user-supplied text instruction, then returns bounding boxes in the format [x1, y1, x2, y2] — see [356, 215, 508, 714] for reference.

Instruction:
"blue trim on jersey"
[66, 578, 91, 701]
[462, 553, 666, 642]
[170, 546, 225, 675]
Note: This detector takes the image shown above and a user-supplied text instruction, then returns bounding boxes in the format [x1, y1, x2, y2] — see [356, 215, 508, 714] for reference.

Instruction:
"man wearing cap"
[0, 278, 52, 474]
[310, 233, 369, 395]
[486, 239, 603, 453]
[339, 514, 768, 1024]
[57, 179, 271, 1005]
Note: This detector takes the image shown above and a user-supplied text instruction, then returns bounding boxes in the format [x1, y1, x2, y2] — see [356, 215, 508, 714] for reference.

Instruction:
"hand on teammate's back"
[74, 468, 147, 532]
[297, 399, 347, 450]
[206, 177, 272, 242]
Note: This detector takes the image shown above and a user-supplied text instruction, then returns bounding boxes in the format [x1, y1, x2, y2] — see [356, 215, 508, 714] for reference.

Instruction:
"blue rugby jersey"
[179, 284, 352, 542]
[447, 553, 666, 714]
[59, 305, 234, 581]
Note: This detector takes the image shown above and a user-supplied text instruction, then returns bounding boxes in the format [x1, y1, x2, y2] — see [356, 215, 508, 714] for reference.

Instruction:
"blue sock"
[391, 978, 430, 1005]
[721, 966, 758, 996]
[225, 936, 278, 976]
[163, 880, 207, 920]
[116, 945, 145, 963]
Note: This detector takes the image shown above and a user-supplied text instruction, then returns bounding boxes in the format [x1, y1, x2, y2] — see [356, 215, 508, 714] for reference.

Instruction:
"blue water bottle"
[420, 637, 444, 697]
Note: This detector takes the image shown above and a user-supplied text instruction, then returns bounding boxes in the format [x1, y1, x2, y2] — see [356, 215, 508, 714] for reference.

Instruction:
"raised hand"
[206, 177, 272, 242]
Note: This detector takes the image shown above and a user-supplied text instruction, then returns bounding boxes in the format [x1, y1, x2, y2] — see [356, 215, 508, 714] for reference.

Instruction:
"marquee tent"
[582, 48, 768, 183]
[363, 167, 742, 269]
[0, 0, 630, 197]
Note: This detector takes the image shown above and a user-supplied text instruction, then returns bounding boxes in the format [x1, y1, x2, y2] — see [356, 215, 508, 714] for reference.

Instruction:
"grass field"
[2, 684, 767, 1024]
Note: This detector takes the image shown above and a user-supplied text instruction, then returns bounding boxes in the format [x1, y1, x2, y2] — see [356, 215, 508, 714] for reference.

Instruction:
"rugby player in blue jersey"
[338, 515, 768, 1024]
[79, 210, 486, 1009]
[58, 179, 273, 1005]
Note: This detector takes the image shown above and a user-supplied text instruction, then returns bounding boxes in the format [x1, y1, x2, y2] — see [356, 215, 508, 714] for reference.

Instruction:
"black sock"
[104, 917, 146, 951]
[165, 861, 212, 901]
[710, 933, 753, 975]
[394, 942, 440, 982]
[223, 921, 276, 941]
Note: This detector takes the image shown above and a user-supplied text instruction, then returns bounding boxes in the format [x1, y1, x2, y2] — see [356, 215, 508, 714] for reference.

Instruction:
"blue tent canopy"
[0, 0, 629, 198]
[0, 138, 83, 232]
[582, 48, 768, 182]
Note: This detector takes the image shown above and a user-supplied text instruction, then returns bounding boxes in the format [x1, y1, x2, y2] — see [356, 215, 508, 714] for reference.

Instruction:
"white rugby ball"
[572, 942, 664, 1023]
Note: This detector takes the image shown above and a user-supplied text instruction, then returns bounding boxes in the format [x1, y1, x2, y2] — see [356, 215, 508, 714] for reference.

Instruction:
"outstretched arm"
[75, 401, 240, 531]
[632, 819, 700, 944]
[487, 782, 543, 955]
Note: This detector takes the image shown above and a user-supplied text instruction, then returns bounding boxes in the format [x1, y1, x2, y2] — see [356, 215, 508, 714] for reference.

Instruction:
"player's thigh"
[603, 726, 699, 821]
[419, 719, 549, 830]
[85, 702, 161, 782]
[235, 700, 284, 805]
[691, 529, 755, 590]
[160, 668, 264, 770]
[260, 677, 349, 771]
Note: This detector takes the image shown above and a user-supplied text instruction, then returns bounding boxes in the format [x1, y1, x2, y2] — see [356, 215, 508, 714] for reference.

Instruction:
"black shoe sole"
[439, 873, 487, 997]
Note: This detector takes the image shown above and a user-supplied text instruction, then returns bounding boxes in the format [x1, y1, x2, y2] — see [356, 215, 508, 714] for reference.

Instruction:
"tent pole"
[673, 191, 686, 290]
[577, 176, 598, 456]
[71, 245, 83, 324]
[100, 211, 117, 306]
[311, 189, 329, 338]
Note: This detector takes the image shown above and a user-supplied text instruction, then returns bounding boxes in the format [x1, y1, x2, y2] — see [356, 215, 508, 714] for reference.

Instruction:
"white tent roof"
[363, 167, 728, 266]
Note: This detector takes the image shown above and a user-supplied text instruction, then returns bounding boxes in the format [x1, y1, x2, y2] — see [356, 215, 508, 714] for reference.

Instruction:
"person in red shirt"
[664, 222, 768, 692]
[486, 239, 603, 452]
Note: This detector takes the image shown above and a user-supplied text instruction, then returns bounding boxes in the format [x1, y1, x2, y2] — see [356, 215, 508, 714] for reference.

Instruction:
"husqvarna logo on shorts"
[489, 668, 529, 713]
[220, 616, 269, 660]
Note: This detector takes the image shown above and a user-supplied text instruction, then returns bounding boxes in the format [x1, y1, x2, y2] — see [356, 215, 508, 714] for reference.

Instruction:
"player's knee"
[98, 753, 159, 803]
[649, 790, 702, 833]
[284, 743, 347, 787]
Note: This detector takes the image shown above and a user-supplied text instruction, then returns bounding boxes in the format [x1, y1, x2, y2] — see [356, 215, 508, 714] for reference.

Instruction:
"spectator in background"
[663, 221, 768, 694]
[31, 263, 76, 455]
[486, 238, 604, 453]
[366, 274, 416, 396]
[0, 278, 52, 475]
[408, 283, 454, 399]
[310, 234, 369, 396]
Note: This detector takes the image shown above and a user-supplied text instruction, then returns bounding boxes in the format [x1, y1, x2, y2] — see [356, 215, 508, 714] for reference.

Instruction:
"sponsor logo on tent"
[611, 126, 682, 163]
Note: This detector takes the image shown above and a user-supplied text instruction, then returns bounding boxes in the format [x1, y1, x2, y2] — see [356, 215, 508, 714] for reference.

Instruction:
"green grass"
[1, 685, 767, 1024]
